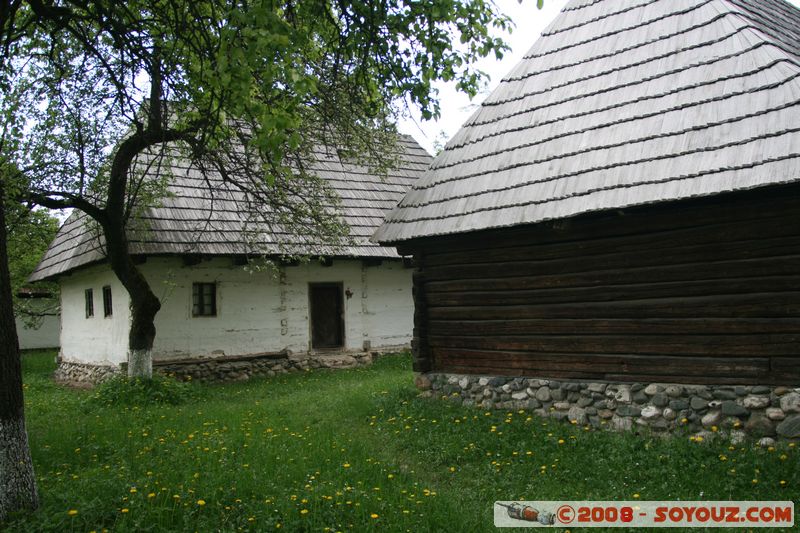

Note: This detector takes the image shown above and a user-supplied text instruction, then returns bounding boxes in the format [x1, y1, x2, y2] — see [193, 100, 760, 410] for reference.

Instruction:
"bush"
[87, 373, 197, 407]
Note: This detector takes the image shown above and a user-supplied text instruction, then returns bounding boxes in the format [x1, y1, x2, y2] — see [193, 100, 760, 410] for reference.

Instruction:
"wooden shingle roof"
[30, 135, 431, 281]
[374, 0, 800, 243]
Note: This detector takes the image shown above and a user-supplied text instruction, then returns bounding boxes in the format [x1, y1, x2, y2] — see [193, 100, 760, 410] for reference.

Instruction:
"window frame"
[85, 288, 94, 318]
[192, 282, 217, 317]
[102, 285, 113, 317]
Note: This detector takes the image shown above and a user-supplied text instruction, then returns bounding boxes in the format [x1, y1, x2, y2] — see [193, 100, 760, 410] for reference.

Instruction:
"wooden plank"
[432, 348, 771, 381]
[423, 225, 800, 269]
[425, 275, 800, 306]
[429, 318, 800, 336]
[428, 333, 799, 357]
[421, 253, 800, 284]
[397, 184, 800, 256]
[426, 292, 800, 320]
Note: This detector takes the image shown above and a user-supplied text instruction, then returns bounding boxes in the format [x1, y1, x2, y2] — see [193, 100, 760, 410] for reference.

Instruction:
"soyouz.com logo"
[493, 501, 795, 528]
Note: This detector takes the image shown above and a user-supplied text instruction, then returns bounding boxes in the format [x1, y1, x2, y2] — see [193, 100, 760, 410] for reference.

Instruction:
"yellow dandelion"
[67, 509, 78, 516]
[129, 487, 137, 494]
[343, 463, 351, 468]
[370, 513, 379, 519]
[752, 479, 758, 485]
[121, 508, 129, 513]
[449, 466, 456, 472]
[780, 480, 787, 486]
[197, 499, 206, 506]
[300, 509, 309, 515]
[633, 494, 640, 499]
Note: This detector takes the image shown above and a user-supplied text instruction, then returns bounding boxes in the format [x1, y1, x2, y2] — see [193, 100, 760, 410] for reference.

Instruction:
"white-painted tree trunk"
[128, 349, 152, 379]
[0, 417, 39, 521]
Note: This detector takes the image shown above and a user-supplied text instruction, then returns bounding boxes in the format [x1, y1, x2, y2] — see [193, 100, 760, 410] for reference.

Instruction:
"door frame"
[308, 282, 345, 351]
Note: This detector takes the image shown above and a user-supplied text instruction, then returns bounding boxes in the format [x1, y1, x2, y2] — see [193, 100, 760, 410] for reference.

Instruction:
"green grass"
[5, 350, 798, 532]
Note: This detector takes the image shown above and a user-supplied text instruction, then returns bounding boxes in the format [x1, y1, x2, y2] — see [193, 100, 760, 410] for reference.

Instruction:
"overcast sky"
[399, 0, 800, 154]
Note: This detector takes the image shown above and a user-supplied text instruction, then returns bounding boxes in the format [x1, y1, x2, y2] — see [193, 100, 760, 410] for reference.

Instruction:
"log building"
[375, 0, 800, 390]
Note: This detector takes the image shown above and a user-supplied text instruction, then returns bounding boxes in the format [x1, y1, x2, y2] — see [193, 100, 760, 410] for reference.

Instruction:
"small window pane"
[192, 283, 216, 316]
[85, 289, 94, 318]
[102, 286, 113, 317]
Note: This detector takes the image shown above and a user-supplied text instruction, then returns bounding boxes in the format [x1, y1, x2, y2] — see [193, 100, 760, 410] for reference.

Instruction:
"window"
[102, 285, 113, 317]
[192, 283, 216, 316]
[85, 289, 94, 318]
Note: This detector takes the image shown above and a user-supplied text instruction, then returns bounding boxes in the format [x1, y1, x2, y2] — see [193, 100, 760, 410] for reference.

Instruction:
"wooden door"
[309, 283, 344, 349]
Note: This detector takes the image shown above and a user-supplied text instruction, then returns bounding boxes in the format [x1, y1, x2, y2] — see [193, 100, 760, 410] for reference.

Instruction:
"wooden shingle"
[374, 0, 800, 243]
[30, 135, 430, 281]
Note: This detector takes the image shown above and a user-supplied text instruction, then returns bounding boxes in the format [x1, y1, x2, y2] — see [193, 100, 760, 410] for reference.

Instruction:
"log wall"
[399, 184, 800, 385]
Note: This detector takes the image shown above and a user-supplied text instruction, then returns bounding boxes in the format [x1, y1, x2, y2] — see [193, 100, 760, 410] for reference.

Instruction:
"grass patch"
[4, 350, 798, 532]
[87, 374, 197, 407]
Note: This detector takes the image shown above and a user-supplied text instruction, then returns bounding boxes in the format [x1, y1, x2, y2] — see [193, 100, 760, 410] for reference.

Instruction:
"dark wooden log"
[402, 183, 800, 384]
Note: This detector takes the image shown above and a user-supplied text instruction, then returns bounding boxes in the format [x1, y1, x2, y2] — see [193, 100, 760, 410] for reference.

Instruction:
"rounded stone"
[664, 385, 684, 398]
[721, 401, 748, 417]
[535, 388, 551, 402]
[640, 406, 661, 420]
[779, 393, 800, 414]
[612, 416, 633, 431]
[690, 397, 708, 411]
[414, 374, 432, 390]
[765, 407, 785, 421]
[651, 393, 670, 408]
[701, 411, 723, 428]
[743, 396, 770, 410]
[577, 397, 594, 408]
[632, 391, 649, 404]
[568, 406, 588, 425]
[617, 405, 642, 417]
[758, 437, 776, 448]
[614, 388, 632, 403]
[587, 383, 607, 393]
[644, 384, 663, 395]
[551, 388, 566, 401]
[669, 399, 689, 411]
[662, 407, 677, 421]
[776, 415, 800, 439]
[713, 389, 738, 400]
[744, 416, 777, 438]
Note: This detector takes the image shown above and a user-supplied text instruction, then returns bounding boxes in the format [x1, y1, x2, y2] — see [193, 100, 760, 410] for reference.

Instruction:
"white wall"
[59, 257, 414, 364]
[16, 300, 60, 349]
[59, 265, 131, 365]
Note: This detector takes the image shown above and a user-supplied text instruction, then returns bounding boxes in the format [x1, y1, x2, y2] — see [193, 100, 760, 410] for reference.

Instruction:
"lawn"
[4, 350, 798, 532]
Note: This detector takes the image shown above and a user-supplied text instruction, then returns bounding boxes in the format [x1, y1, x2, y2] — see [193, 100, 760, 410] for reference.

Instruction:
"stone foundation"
[54, 350, 380, 386]
[153, 350, 374, 382]
[54, 360, 121, 387]
[417, 373, 800, 442]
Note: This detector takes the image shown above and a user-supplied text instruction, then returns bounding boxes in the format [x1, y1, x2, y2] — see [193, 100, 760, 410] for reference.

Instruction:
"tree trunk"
[101, 218, 161, 378]
[0, 188, 39, 522]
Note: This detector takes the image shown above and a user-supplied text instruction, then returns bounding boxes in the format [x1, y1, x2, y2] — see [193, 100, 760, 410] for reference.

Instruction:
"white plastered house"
[29, 136, 431, 380]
